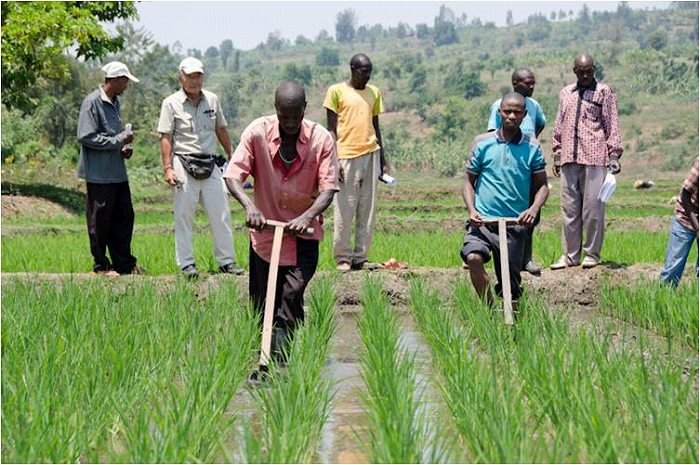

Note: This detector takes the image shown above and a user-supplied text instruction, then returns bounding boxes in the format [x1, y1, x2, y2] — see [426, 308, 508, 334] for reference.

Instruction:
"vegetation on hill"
[2, 2, 698, 180]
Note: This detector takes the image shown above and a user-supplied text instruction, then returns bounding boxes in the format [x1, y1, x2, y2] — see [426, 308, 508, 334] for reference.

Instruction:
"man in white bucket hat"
[77, 61, 144, 276]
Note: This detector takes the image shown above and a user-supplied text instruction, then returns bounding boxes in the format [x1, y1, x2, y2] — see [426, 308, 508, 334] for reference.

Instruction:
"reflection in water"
[225, 304, 453, 463]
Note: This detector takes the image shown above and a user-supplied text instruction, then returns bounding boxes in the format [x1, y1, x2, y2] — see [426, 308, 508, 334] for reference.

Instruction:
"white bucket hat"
[101, 61, 139, 82]
[179, 57, 205, 74]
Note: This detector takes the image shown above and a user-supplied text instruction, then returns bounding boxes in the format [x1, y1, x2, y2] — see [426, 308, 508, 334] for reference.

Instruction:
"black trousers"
[523, 183, 541, 267]
[86, 181, 137, 273]
[249, 239, 319, 330]
[461, 223, 527, 300]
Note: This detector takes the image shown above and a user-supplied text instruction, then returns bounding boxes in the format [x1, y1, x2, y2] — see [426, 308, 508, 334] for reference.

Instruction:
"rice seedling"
[410, 279, 698, 463]
[2, 279, 259, 463]
[356, 276, 439, 463]
[410, 279, 542, 463]
[240, 277, 337, 463]
[600, 278, 699, 350]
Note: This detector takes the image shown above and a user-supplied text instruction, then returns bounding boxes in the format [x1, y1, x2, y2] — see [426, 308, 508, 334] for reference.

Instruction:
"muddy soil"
[1, 195, 77, 221]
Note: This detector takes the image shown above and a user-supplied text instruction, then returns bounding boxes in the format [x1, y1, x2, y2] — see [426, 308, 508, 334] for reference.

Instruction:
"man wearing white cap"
[77, 61, 144, 276]
[157, 57, 243, 278]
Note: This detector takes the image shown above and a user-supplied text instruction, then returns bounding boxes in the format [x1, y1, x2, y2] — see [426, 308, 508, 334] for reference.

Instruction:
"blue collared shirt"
[76, 87, 128, 183]
[467, 129, 546, 219]
[487, 96, 546, 138]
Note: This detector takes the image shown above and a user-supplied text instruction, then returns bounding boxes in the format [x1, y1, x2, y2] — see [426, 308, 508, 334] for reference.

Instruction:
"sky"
[132, 1, 672, 52]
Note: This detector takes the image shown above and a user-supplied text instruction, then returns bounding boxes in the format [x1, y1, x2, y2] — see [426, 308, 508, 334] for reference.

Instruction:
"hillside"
[2, 2, 698, 184]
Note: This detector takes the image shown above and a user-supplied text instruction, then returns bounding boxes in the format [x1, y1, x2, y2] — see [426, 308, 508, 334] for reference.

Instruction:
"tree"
[232, 50, 241, 72]
[409, 66, 427, 92]
[434, 20, 458, 46]
[335, 9, 357, 43]
[578, 4, 591, 31]
[219, 39, 233, 70]
[316, 47, 340, 67]
[295, 35, 312, 47]
[205, 46, 219, 59]
[437, 4, 456, 23]
[266, 31, 286, 51]
[506, 10, 514, 27]
[594, 62, 605, 82]
[282, 63, 313, 86]
[433, 7, 459, 47]
[527, 13, 551, 41]
[1, 1, 138, 112]
[443, 61, 485, 99]
[396, 22, 410, 38]
[432, 96, 469, 141]
[187, 48, 203, 59]
[416, 23, 430, 39]
[315, 29, 333, 44]
[647, 30, 668, 51]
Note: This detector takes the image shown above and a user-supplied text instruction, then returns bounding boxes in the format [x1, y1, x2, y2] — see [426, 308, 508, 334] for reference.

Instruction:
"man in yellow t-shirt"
[323, 53, 389, 271]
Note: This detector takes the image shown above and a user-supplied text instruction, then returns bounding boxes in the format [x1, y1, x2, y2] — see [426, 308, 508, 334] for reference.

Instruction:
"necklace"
[279, 144, 297, 163]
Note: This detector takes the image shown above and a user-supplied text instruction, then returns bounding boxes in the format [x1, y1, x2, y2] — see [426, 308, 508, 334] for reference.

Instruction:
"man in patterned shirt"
[660, 159, 698, 287]
[550, 53, 623, 270]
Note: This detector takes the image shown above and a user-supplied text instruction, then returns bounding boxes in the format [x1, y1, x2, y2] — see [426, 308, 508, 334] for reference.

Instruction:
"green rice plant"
[507, 299, 696, 463]
[410, 279, 545, 463]
[600, 278, 699, 350]
[412, 279, 698, 462]
[240, 277, 337, 463]
[356, 276, 439, 463]
[2, 279, 259, 463]
[115, 283, 259, 463]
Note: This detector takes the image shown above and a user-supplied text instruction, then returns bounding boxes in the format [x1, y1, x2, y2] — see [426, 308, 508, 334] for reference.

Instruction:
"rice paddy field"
[2, 173, 698, 463]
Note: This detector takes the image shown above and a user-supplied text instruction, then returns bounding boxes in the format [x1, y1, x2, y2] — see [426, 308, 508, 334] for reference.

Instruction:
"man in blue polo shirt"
[487, 68, 546, 275]
[462, 92, 549, 309]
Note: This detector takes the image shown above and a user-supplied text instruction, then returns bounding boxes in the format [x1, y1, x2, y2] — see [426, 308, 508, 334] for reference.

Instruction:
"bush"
[660, 123, 684, 140]
[618, 100, 637, 116]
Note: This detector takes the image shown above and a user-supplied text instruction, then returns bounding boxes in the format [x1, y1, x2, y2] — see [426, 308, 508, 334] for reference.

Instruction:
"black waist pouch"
[176, 153, 215, 180]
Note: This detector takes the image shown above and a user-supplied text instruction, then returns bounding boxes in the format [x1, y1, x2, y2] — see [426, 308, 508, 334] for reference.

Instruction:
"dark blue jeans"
[660, 216, 698, 287]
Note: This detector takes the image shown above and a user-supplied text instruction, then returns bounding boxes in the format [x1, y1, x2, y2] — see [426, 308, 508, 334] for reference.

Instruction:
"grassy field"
[2, 170, 698, 462]
[1, 174, 696, 274]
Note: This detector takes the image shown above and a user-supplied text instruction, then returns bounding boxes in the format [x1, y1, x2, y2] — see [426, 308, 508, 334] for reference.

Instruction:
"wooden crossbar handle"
[259, 219, 314, 236]
[483, 217, 520, 225]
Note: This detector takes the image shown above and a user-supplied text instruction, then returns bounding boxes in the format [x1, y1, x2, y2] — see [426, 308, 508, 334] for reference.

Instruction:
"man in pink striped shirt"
[551, 53, 623, 270]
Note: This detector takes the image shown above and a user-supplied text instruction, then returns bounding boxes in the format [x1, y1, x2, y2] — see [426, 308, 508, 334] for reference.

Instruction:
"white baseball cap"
[179, 57, 205, 74]
[101, 61, 139, 82]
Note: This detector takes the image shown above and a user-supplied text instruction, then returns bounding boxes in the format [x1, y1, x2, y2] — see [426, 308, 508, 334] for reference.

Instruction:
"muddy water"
[223, 303, 450, 463]
[316, 305, 449, 463]
[315, 306, 367, 463]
